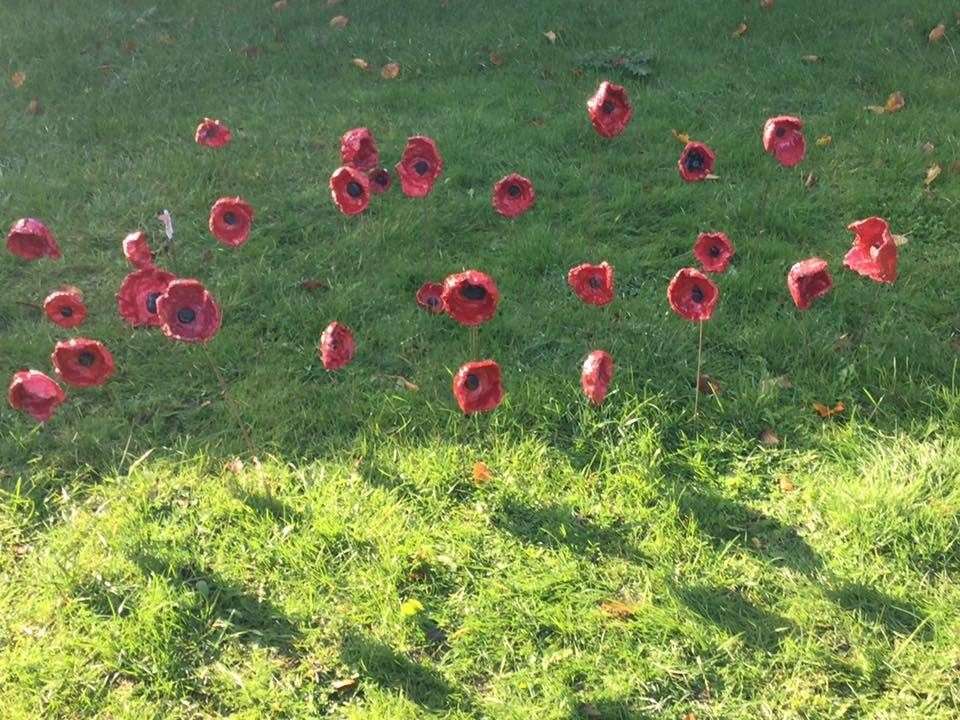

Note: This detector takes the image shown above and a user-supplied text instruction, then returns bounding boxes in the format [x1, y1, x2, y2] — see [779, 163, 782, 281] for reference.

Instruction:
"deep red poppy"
[195, 118, 232, 148]
[340, 127, 380, 172]
[8, 370, 66, 423]
[209, 196, 254, 247]
[492, 173, 536, 218]
[586, 81, 633, 138]
[117, 267, 177, 327]
[368, 167, 392, 194]
[416, 282, 445, 314]
[329, 166, 371, 215]
[668, 267, 719, 322]
[318, 321, 356, 370]
[6, 218, 61, 261]
[51, 338, 115, 388]
[693, 232, 735, 274]
[762, 115, 805, 167]
[843, 217, 898, 284]
[452, 359, 504, 415]
[43, 288, 87, 328]
[441, 270, 500, 326]
[122, 230, 155, 269]
[787, 257, 833, 310]
[581, 350, 614, 406]
[395, 136, 443, 198]
[156, 279, 222, 343]
[678, 141, 716, 182]
[567, 262, 615, 306]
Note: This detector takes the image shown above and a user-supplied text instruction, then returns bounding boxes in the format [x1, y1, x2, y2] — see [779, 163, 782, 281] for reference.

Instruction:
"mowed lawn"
[2, 0, 960, 717]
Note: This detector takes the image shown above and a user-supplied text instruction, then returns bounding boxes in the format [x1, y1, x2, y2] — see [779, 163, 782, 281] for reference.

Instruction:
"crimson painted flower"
[787, 257, 833, 310]
[209, 196, 254, 247]
[156, 279, 222, 343]
[678, 141, 716, 182]
[492, 174, 535, 218]
[340, 127, 380, 172]
[368, 167, 392, 194]
[586, 81, 633, 138]
[43, 288, 87, 328]
[843, 217, 898, 284]
[117, 267, 176, 327]
[8, 370, 65, 423]
[441, 270, 500, 326]
[6, 218, 61, 260]
[329, 166, 371, 215]
[452, 359, 503, 415]
[567, 262, 615, 306]
[318, 321, 356, 370]
[581, 350, 614, 406]
[693, 232, 735, 273]
[51, 338, 115, 388]
[122, 230, 154, 269]
[668, 267, 719, 322]
[762, 115, 805, 167]
[416, 282, 445, 314]
[395, 136, 443, 198]
[195, 118, 232, 148]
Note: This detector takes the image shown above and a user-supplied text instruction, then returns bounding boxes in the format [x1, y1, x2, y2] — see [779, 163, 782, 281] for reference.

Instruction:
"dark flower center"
[205, 126, 219, 139]
[346, 181, 364, 198]
[775, 126, 787, 138]
[177, 307, 196, 324]
[691, 286, 705, 303]
[465, 373, 480, 391]
[223, 211, 238, 225]
[146, 292, 160, 314]
[588, 276, 602, 289]
[427, 295, 440, 307]
[461, 283, 487, 301]
[414, 160, 430, 175]
[709, 245, 721, 257]
[77, 351, 95, 367]
[601, 100, 616, 114]
[373, 171, 388, 187]
[507, 184, 521, 198]
[685, 151, 704, 171]
[60, 306, 74, 317]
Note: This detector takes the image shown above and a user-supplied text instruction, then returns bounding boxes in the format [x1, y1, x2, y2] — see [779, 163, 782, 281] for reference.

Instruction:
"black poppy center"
[205, 126, 219, 139]
[588, 276, 601, 289]
[691, 286, 705, 303]
[461, 283, 487, 301]
[709, 245, 721, 257]
[601, 99, 616, 114]
[177, 307, 197, 324]
[223, 211, 238, 226]
[685, 151, 705, 171]
[77, 351, 96, 367]
[146, 292, 160, 314]
[465, 373, 480, 391]
[373, 171, 388, 187]
[775, 126, 787, 138]
[60, 306, 74, 318]
[507, 184, 521, 198]
[426, 296, 440, 307]
[414, 160, 430, 175]
[346, 181, 364, 198]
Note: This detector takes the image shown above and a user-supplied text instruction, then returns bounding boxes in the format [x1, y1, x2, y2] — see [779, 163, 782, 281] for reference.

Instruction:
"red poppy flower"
[368, 167, 392, 194]
[8, 370, 65, 423]
[122, 230, 155, 269]
[678, 141, 716, 182]
[318, 321, 356, 370]
[340, 127, 380, 172]
[492, 173, 536, 218]
[6, 218, 61, 261]
[762, 115, 805, 167]
[441, 270, 500, 326]
[156, 279, 222, 343]
[843, 217, 898, 284]
[693, 232, 735, 274]
[581, 350, 614, 406]
[567, 262, 615, 306]
[668, 267, 719, 322]
[452, 359, 503, 415]
[51, 338, 115, 388]
[117, 267, 177, 327]
[586, 81, 633, 138]
[43, 288, 87, 328]
[329, 166, 371, 215]
[209, 196, 254, 247]
[416, 282, 445, 314]
[195, 118, 232, 148]
[395, 136, 443, 198]
[787, 257, 833, 310]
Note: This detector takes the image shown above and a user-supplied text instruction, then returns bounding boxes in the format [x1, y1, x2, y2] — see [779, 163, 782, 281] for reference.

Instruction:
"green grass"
[2, 0, 959, 717]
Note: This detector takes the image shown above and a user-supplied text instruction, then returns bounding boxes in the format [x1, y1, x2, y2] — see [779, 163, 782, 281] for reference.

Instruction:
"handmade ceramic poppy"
[395, 136, 443, 198]
[122, 230, 154, 269]
[209, 196, 254, 247]
[843, 217, 897, 284]
[567, 262, 615, 306]
[678, 141, 716, 182]
[330, 166, 371, 215]
[586, 81, 633, 138]
[762, 115, 805, 167]
[668, 267, 719, 322]
[441, 270, 500, 326]
[693, 232, 735, 274]
[51, 338, 115, 388]
[581, 350, 614, 406]
[6, 218, 61, 260]
[7, 370, 65, 423]
[452, 359, 503, 414]
[156, 279, 222, 343]
[368, 167, 392, 194]
[318, 321, 356, 370]
[117, 267, 177, 327]
[492, 174, 535, 218]
[416, 282, 445, 314]
[340, 127, 380, 171]
[43, 288, 87, 329]
[195, 118, 232, 148]
[787, 257, 833, 310]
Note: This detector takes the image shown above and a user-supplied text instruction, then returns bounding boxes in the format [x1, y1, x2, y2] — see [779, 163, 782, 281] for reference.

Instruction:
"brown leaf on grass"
[600, 600, 637, 619]
[331, 676, 358, 692]
[801, 54, 822, 63]
[10, 71, 26, 89]
[929, 23, 946, 43]
[121, 40, 138, 55]
[924, 163, 942, 187]
[381, 62, 400, 79]
[697, 374, 721, 396]
[225, 458, 245, 474]
[812, 401, 845, 418]
[300, 278, 328, 291]
[816, 134, 832, 147]
[273, 0, 288, 10]
[732, 22, 749, 38]
[682, 713, 699, 720]
[472, 461, 492, 484]
[352, 57, 370, 70]
[759, 428, 780, 447]
[760, 0, 774, 8]
[671, 129, 690, 145]
[885, 91, 905, 112]
[803, 171, 817, 189]
[241, 45, 263, 58]
[329, 15, 349, 28]
[779, 477, 797, 492]
[543, 30, 558, 43]
[385, 375, 419, 392]
[26, 99, 42, 115]
[489, 52, 504, 66]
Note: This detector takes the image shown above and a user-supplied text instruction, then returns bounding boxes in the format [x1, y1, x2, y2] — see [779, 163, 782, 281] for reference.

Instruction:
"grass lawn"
[2, 0, 960, 717]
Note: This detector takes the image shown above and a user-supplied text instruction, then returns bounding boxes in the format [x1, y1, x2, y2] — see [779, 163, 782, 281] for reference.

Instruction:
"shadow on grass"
[572, 699, 650, 719]
[827, 582, 932, 640]
[676, 584, 797, 652]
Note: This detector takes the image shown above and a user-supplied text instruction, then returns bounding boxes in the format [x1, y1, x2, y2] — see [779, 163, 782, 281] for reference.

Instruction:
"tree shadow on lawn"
[572, 699, 652, 719]
[674, 583, 797, 652]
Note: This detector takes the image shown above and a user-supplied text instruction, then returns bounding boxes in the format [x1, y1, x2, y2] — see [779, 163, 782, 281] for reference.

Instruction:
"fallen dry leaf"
[600, 600, 637, 619]
[697, 374, 721, 396]
[472, 461, 493, 484]
[759, 428, 780, 447]
[885, 91, 905, 112]
[26, 99, 42, 115]
[779, 477, 797, 492]
[921, 141, 935, 154]
[803, 171, 817, 189]
[381, 62, 400, 79]
[387, 375, 419, 392]
[682, 713, 698, 720]
[331, 676, 358, 692]
[300, 278, 328, 291]
[225, 458, 245, 474]
[812, 401, 845, 418]
[10, 71, 25, 89]
[544, 30, 558, 44]
[924, 163, 942, 187]
[801, 54, 822, 63]
[329, 15, 349, 29]
[733, 22, 749, 38]
[760, 0, 774, 8]
[929, 23, 946, 43]
[892, 234, 909, 247]
[489, 52, 504, 66]
[352, 57, 370, 71]
[816, 134, 832, 147]
[671, 129, 691, 145]
[273, 0, 288, 10]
